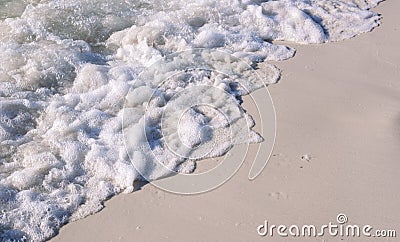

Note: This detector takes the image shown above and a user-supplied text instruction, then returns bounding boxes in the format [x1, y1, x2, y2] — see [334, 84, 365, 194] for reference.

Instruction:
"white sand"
[51, 1, 400, 241]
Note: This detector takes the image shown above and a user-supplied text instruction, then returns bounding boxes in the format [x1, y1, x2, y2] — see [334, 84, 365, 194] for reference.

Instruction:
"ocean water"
[0, 0, 382, 240]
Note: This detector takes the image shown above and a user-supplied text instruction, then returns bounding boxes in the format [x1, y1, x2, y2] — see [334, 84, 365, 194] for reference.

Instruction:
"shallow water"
[0, 0, 382, 240]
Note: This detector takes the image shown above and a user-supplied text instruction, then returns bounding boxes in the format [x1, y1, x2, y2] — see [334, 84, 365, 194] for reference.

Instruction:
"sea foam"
[0, 0, 383, 240]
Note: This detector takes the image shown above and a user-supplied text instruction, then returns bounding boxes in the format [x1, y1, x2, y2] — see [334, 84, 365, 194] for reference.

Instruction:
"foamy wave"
[0, 0, 382, 240]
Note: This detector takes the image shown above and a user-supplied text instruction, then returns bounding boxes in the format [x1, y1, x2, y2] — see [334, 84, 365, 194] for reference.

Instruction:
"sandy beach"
[45, 1, 400, 241]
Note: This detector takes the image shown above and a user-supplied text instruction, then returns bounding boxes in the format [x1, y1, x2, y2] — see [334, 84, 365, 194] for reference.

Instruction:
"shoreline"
[51, 1, 400, 241]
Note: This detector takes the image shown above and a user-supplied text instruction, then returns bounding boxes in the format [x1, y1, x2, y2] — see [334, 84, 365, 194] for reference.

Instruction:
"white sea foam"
[0, 0, 383, 240]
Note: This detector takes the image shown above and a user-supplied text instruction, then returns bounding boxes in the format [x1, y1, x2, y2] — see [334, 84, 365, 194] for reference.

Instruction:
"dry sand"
[51, 1, 400, 241]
